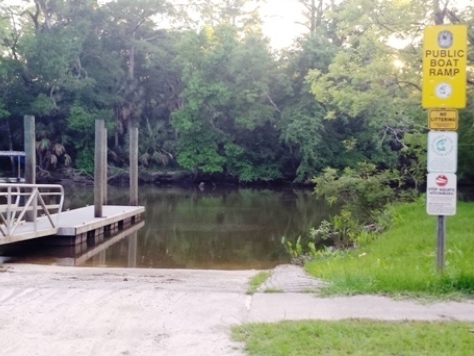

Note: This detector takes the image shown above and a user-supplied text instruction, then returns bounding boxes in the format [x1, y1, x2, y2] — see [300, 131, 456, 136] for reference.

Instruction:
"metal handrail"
[0, 183, 64, 237]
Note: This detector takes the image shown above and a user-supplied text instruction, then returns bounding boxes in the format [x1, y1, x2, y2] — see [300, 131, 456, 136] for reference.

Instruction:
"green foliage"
[75, 147, 95, 173]
[303, 0, 427, 175]
[66, 104, 114, 170]
[282, 162, 409, 259]
[397, 132, 427, 189]
[330, 209, 361, 246]
[224, 137, 281, 182]
[171, 24, 284, 180]
[306, 199, 474, 297]
[34, 120, 72, 170]
[277, 32, 338, 182]
[0, 0, 473, 184]
[281, 210, 371, 263]
[176, 135, 225, 174]
[30, 94, 57, 116]
[281, 235, 304, 259]
[457, 110, 474, 181]
[139, 118, 174, 167]
[280, 104, 325, 182]
[313, 162, 399, 218]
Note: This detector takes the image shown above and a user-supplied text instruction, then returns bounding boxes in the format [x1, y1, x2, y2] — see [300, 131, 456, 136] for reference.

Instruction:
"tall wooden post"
[129, 123, 139, 206]
[94, 120, 105, 217]
[102, 128, 107, 205]
[24, 115, 36, 222]
[24, 115, 35, 184]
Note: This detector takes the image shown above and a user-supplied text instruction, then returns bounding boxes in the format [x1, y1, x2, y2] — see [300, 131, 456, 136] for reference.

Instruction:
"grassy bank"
[305, 198, 474, 298]
[233, 320, 474, 355]
[232, 199, 474, 355]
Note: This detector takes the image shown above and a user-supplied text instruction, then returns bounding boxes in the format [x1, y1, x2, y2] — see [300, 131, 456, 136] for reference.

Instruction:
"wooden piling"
[24, 115, 35, 184]
[24, 115, 36, 222]
[129, 123, 139, 206]
[102, 127, 107, 204]
[94, 120, 105, 217]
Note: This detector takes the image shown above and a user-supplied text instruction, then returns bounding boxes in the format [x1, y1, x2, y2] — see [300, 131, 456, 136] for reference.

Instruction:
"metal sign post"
[422, 24, 466, 272]
[436, 216, 445, 271]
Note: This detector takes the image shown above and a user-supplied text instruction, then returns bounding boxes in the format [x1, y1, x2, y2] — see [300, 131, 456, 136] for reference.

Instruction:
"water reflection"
[3, 185, 337, 270]
[84, 185, 335, 269]
[54, 222, 144, 267]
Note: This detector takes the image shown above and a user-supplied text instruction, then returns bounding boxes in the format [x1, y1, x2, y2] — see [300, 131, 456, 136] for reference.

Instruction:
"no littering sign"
[428, 109, 458, 130]
[426, 173, 457, 216]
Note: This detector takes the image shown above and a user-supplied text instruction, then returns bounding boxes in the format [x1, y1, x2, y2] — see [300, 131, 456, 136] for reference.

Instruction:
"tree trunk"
[433, 0, 446, 25]
[3, 121, 15, 176]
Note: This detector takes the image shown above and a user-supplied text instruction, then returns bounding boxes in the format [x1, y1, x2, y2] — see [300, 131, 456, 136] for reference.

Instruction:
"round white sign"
[435, 82, 452, 99]
[437, 30, 453, 48]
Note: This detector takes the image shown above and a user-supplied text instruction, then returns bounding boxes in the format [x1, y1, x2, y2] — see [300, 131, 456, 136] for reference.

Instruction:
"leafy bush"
[75, 147, 95, 173]
[282, 162, 416, 259]
[312, 162, 399, 220]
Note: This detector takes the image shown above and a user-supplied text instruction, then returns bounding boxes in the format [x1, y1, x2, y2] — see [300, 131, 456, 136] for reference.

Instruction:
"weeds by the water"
[262, 287, 283, 293]
[233, 320, 474, 355]
[247, 271, 272, 294]
[305, 199, 474, 298]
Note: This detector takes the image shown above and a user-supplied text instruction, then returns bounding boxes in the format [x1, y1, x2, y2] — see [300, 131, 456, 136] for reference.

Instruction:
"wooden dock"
[0, 205, 145, 246]
[56, 205, 145, 245]
[0, 116, 144, 248]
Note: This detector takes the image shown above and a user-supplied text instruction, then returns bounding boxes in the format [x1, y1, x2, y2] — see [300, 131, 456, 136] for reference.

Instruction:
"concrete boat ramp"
[1, 264, 474, 356]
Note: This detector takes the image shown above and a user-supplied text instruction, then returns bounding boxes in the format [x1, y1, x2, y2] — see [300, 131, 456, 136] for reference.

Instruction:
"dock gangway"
[0, 183, 64, 245]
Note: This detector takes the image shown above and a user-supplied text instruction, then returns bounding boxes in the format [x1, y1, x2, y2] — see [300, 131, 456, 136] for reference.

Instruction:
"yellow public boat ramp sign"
[422, 25, 467, 109]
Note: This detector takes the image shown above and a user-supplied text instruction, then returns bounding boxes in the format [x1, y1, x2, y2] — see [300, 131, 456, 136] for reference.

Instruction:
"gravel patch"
[257, 264, 326, 293]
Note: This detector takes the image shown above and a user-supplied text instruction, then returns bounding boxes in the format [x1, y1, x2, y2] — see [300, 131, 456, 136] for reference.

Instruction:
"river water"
[2, 185, 337, 270]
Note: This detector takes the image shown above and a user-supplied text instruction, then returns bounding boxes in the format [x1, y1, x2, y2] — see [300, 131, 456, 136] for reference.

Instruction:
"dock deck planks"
[57, 205, 145, 236]
[0, 205, 145, 245]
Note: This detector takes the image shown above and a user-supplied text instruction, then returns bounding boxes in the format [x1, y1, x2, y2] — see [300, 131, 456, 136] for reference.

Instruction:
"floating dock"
[0, 205, 145, 246]
[55, 205, 145, 245]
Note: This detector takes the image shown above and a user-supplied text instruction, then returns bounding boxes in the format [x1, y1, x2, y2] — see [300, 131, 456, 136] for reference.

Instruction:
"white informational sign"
[427, 131, 458, 173]
[426, 173, 457, 216]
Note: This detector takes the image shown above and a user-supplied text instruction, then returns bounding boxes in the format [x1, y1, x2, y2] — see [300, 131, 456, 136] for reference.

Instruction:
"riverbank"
[305, 199, 474, 298]
[33, 167, 309, 188]
[2, 263, 474, 356]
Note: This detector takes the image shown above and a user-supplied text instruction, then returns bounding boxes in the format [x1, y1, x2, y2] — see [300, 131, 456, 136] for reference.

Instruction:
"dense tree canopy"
[0, 0, 472, 184]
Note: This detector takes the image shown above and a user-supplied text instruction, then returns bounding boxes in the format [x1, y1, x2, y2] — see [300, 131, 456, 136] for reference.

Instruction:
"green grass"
[247, 271, 272, 294]
[305, 199, 474, 298]
[234, 200, 474, 355]
[232, 320, 474, 356]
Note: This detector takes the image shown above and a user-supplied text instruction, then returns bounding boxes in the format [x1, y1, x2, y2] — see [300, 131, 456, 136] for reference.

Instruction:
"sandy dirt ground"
[0, 264, 254, 356]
